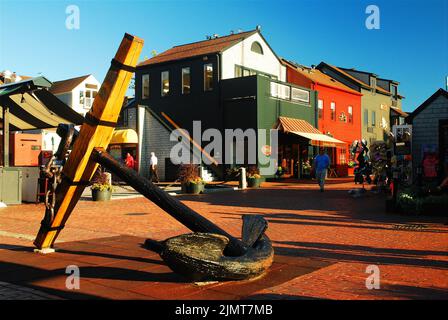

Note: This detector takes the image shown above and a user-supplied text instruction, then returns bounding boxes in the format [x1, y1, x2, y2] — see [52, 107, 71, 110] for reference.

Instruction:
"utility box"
[0, 167, 23, 204]
[10, 133, 42, 166]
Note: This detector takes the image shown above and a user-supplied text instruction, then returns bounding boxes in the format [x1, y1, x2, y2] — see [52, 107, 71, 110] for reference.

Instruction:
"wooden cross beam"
[34, 33, 144, 250]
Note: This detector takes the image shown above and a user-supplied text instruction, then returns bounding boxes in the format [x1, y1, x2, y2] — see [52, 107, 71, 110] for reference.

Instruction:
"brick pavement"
[0, 179, 447, 299]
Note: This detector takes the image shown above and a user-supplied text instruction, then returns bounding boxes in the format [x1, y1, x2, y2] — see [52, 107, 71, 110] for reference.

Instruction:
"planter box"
[182, 182, 205, 194]
[247, 177, 261, 188]
[92, 189, 112, 201]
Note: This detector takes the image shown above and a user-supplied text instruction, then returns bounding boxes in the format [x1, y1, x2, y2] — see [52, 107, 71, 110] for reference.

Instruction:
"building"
[49, 74, 100, 116]
[282, 60, 362, 176]
[316, 63, 404, 145]
[408, 88, 448, 178]
[132, 29, 339, 181]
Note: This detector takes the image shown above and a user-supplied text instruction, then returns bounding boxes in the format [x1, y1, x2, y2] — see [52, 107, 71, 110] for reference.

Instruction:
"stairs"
[199, 166, 216, 182]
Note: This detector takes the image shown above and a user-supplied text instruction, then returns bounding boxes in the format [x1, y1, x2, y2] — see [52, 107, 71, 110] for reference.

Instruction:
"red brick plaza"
[0, 179, 447, 300]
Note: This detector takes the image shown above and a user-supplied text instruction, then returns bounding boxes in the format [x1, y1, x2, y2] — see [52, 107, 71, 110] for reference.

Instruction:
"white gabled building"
[50, 74, 100, 116]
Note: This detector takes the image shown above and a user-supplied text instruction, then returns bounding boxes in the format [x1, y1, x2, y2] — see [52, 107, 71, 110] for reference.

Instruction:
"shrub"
[247, 166, 261, 179]
[178, 164, 204, 184]
[91, 169, 113, 192]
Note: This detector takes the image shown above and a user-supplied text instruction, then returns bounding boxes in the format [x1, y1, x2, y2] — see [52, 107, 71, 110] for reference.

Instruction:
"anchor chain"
[40, 124, 77, 231]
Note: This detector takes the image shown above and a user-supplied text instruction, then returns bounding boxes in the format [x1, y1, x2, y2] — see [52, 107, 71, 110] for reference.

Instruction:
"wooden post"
[2, 103, 9, 167]
[34, 33, 144, 250]
[90, 147, 247, 256]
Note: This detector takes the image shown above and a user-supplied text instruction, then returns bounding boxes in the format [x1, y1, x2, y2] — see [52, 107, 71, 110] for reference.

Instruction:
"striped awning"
[276, 116, 346, 148]
[0, 77, 85, 131]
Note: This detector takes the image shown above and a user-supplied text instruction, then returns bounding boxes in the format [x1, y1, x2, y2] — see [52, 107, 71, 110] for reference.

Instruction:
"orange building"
[282, 59, 363, 176]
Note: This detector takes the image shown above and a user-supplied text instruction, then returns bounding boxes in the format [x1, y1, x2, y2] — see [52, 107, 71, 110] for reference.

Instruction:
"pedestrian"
[313, 147, 330, 192]
[125, 153, 135, 170]
[149, 152, 160, 183]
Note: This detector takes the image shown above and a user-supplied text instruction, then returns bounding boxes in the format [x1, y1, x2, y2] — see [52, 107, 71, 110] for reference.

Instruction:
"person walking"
[313, 147, 330, 192]
[149, 152, 160, 183]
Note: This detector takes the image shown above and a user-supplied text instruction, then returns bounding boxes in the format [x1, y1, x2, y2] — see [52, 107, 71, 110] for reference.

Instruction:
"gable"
[221, 32, 286, 81]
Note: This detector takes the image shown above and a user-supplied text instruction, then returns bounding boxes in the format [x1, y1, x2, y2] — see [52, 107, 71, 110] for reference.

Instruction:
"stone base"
[33, 248, 56, 254]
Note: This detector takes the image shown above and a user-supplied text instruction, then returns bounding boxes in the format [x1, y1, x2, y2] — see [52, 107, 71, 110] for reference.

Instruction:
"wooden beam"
[34, 33, 144, 250]
[91, 147, 247, 256]
[2, 102, 9, 167]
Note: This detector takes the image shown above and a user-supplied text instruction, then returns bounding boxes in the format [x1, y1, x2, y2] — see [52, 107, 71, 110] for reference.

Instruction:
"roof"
[390, 106, 408, 117]
[275, 116, 346, 148]
[0, 77, 85, 131]
[282, 59, 362, 96]
[408, 88, 448, 120]
[336, 66, 395, 96]
[49, 74, 91, 94]
[317, 62, 392, 96]
[138, 30, 258, 67]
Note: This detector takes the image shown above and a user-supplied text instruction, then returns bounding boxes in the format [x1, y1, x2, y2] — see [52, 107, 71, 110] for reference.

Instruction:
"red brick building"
[282, 59, 363, 176]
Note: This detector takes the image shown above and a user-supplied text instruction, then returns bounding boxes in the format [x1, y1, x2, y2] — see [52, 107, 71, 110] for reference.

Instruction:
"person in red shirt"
[125, 153, 135, 170]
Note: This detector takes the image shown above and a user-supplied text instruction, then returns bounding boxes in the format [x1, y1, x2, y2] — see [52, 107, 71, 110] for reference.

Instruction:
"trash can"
[0, 167, 23, 204]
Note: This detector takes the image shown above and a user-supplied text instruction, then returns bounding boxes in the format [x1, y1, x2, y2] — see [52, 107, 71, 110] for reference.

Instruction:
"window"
[235, 65, 242, 78]
[364, 109, 369, 125]
[181, 67, 190, 94]
[318, 99, 324, 119]
[204, 64, 213, 91]
[270, 82, 290, 100]
[250, 41, 264, 54]
[161, 71, 169, 96]
[235, 65, 276, 79]
[390, 84, 397, 97]
[291, 87, 309, 103]
[371, 111, 376, 126]
[142, 74, 150, 99]
[348, 106, 353, 123]
[80, 89, 97, 109]
[330, 102, 336, 120]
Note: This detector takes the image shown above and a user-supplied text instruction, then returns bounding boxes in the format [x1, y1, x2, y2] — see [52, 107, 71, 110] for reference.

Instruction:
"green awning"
[0, 76, 85, 131]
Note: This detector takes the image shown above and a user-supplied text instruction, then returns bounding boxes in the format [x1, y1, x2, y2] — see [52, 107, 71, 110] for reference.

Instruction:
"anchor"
[33, 33, 274, 281]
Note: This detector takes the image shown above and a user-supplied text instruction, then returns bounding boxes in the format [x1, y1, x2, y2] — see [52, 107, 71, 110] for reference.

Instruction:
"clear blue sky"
[1, 0, 447, 112]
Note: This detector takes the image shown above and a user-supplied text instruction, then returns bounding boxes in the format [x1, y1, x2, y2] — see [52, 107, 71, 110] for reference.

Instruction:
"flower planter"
[347, 167, 355, 176]
[91, 189, 112, 201]
[182, 182, 205, 194]
[247, 177, 261, 188]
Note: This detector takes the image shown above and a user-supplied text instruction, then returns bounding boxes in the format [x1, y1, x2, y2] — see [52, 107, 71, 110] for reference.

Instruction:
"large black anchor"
[90, 148, 274, 282]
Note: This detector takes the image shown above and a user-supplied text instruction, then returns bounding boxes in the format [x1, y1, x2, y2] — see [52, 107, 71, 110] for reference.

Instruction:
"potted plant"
[91, 169, 113, 201]
[302, 160, 312, 178]
[179, 164, 205, 194]
[347, 160, 356, 176]
[247, 166, 262, 188]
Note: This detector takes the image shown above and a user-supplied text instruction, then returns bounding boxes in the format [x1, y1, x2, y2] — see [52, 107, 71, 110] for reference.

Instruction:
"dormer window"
[390, 84, 397, 97]
[251, 41, 264, 55]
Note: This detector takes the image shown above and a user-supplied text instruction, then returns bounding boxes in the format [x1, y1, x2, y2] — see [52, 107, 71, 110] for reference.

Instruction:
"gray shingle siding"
[139, 108, 177, 181]
[412, 94, 448, 168]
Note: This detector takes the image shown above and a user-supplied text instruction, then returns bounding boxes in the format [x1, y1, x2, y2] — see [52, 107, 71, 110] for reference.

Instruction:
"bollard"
[239, 167, 247, 189]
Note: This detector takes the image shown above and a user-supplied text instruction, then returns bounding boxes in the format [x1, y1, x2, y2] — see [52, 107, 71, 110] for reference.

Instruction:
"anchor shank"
[91, 147, 247, 256]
